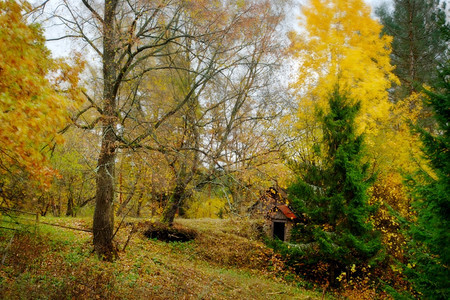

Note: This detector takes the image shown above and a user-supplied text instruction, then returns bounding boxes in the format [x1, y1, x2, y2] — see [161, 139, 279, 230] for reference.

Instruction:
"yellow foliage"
[185, 193, 227, 219]
[0, 1, 83, 188]
[370, 173, 410, 266]
[287, 3, 429, 278]
[288, 0, 398, 160]
[287, 1, 427, 228]
[367, 92, 425, 178]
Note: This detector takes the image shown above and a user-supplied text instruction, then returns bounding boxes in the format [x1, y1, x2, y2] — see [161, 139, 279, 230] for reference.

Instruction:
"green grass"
[0, 216, 328, 299]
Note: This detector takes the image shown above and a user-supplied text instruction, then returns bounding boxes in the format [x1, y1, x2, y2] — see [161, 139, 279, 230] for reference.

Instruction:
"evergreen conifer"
[376, 0, 449, 97]
[288, 88, 381, 285]
[405, 63, 450, 299]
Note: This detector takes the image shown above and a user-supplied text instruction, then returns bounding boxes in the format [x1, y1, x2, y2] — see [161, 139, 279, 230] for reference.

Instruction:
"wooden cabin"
[249, 187, 300, 242]
[248, 186, 287, 216]
[268, 204, 298, 241]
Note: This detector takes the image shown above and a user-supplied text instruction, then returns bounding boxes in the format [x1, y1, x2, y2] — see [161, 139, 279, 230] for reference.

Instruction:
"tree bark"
[135, 192, 144, 218]
[116, 170, 140, 216]
[66, 196, 74, 217]
[92, 0, 119, 261]
[161, 184, 185, 225]
[93, 139, 117, 260]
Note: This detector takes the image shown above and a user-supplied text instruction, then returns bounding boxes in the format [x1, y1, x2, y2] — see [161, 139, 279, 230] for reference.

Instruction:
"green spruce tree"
[405, 62, 450, 299]
[288, 88, 381, 285]
[376, 0, 449, 97]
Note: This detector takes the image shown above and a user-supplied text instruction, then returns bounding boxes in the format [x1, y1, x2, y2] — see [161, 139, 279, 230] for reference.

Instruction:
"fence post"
[35, 212, 39, 233]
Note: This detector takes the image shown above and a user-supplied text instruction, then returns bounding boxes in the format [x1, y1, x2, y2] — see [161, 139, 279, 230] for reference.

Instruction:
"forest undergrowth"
[0, 217, 328, 300]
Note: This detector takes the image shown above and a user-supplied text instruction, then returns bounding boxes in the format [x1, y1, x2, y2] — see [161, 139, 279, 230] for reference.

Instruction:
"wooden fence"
[0, 207, 92, 233]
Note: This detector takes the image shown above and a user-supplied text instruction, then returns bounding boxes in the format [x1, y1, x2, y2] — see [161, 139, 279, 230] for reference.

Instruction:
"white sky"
[42, 0, 392, 58]
[365, 0, 390, 9]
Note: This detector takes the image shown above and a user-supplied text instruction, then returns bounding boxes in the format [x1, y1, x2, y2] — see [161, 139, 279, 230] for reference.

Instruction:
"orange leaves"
[0, 1, 83, 187]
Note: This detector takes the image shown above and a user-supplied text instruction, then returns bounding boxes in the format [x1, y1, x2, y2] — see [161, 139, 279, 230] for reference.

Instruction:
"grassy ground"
[0, 216, 329, 299]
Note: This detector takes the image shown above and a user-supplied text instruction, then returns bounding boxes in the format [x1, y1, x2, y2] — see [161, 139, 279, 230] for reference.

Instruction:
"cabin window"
[273, 221, 285, 241]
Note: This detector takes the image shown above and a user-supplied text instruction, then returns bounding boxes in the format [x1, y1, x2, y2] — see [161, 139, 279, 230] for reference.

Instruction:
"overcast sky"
[42, 0, 392, 58]
[365, 0, 390, 9]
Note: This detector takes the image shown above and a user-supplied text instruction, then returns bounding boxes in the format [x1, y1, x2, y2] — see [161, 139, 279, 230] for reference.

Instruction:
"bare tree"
[154, 0, 289, 222]
[44, 0, 198, 259]
[41, 0, 289, 259]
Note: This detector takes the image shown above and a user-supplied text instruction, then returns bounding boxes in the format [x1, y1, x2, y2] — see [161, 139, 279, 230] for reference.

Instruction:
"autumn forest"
[0, 0, 449, 298]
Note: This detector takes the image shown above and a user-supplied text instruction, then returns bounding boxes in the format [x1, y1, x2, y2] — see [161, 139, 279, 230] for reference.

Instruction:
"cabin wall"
[285, 222, 294, 241]
[265, 214, 294, 242]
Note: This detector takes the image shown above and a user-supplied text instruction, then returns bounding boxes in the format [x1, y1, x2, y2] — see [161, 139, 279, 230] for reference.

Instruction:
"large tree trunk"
[161, 184, 185, 225]
[66, 196, 74, 217]
[135, 191, 144, 218]
[93, 138, 117, 260]
[92, 0, 118, 261]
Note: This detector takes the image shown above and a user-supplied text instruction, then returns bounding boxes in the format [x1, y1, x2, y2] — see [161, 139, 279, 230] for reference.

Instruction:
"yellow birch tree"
[288, 0, 398, 159]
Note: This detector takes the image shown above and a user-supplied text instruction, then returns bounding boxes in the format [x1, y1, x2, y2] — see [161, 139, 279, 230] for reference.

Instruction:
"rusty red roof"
[276, 204, 298, 220]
